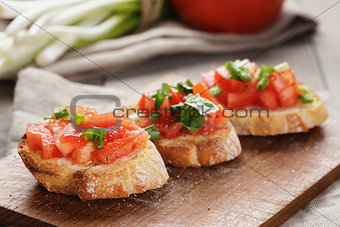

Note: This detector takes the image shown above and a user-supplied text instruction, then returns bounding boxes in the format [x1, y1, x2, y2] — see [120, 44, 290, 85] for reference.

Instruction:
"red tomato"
[94, 136, 134, 164]
[169, 89, 183, 105]
[138, 94, 147, 109]
[280, 69, 296, 86]
[159, 97, 171, 119]
[201, 70, 215, 87]
[66, 106, 96, 115]
[121, 117, 140, 131]
[170, 0, 284, 33]
[127, 129, 150, 149]
[278, 85, 298, 107]
[258, 89, 280, 110]
[215, 66, 242, 93]
[228, 82, 259, 109]
[80, 112, 116, 128]
[157, 121, 184, 139]
[105, 128, 127, 143]
[269, 72, 287, 94]
[214, 90, 229, 107]
[45, 119, 69, 134]
[192, 81, 216, 103]
[71, 144, 94, 164]
[26, 123, 62, 159]
[55, 126, 88, 157]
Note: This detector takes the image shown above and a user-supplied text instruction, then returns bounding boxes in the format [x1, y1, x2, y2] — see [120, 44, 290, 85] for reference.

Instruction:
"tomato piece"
[215, 66, 242, 93]
[138, 93, 147, 109]
[157, 122, 184, 139]
[45, 119, 69, 134]
[71, 143, 94, 164]
[159, 96, 171, 119]
[94, 136, 134, 164]
[269, 72, 287, 94]
[215, 90, 229, 107]
[280, 69, 296, 86]
[144, 97, 155, 111]
[26, 123, 62, 159]
[139, 116, 153, 128]
[127, 129, 150, 149]
[278, 85, 298, 107]
[228, 82, 259, 109]
[258, 88, 280, 110]
[201, 70, 215, 87]
[66, 106, 96, 115]
[80, 112, 116, 128]
[214, 106, 229, 128]
[169, 89, 183, 105]
[121, 117, 140, 131]
[55, 127, 88, 157]
[105, 128, 127, 144]
[192, 81, 216, 103]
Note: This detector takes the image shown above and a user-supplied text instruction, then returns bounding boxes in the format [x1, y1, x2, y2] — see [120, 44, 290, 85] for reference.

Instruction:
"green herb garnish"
[149, 111, 161, 122]
[176, 82, 193, 95]
[145, 125, 160, 140]
[170, 103, 184, 115]
[81, 127, 107, 149]
[53, 107, 70, 119]
[209, 85, 222, 97]
[73, 111, 86, 125]
[297, 85, 314, 104]
[256, 77, 270, 91]
[254, 65, 275, 91]
[224, 61, 252, 82]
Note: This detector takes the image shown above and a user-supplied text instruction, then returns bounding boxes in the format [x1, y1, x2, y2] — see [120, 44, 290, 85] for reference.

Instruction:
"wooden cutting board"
[1, 76, 340, 226]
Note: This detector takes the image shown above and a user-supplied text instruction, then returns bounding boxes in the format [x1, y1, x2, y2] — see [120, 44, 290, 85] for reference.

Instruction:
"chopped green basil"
[149, 111, 161, 122]
[224, 61, 252, 81]
[152, 83, 173, 109]
[170, 103, 184, 115]
[145, 125, 160, 140]
[209, 85, 222, 97]
[184, 94, 219, 115]
[176, 82, 193, 95]
[274, 62, 290, 73]
[73, 111, 86, 125]
[81, 127, 107, 149]
[53, 107, 70, 119]
[298, 93, 314, 104]
[180, 105, 205, 132]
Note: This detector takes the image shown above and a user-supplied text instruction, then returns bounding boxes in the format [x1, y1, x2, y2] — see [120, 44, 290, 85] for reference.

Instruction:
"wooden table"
[0, 0, 339, 225]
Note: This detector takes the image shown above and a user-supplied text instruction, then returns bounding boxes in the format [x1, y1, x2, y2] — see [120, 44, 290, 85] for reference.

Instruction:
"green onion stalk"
[0, 0, 171, 79]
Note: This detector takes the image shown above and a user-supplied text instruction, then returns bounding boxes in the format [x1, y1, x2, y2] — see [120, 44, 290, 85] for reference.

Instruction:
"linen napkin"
[42, 1, 317, 81]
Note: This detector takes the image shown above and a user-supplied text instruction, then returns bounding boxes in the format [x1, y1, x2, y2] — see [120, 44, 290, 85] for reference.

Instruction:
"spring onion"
[0, 0, 167, 79]
[73, 111, 86, 125]
[297, 84, 314, 104]
[209, 85, 222, 97]
[81, 127, 107, 149]
[53, 107, 70, 119]
[274, 62, 290, 73]
[224, 61, 252, 81]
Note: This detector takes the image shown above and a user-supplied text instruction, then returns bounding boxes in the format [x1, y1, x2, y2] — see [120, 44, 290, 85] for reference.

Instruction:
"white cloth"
[42, 2, 316, 81]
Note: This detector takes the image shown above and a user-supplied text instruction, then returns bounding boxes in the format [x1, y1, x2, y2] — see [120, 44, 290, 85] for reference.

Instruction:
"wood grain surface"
[0, 119, 340, 226]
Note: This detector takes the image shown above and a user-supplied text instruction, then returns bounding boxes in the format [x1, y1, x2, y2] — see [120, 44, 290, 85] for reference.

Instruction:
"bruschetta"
[201, 60, 328, 135]
[18, 106, 169, 201]
[128, 81, 242, 168]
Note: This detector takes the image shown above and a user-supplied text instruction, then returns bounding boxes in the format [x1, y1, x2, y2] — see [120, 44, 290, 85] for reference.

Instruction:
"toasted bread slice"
[153, 127, 242, 168]
[18, 138, 169, 201]
[230, 92, 328, 136]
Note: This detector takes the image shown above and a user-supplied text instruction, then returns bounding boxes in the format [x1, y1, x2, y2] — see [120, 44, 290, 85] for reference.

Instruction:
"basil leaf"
[155, 92, 165, 110]
[209, 85, 222, 97]
[53, 107, 70, 119]
[81, 127, 107, 149]
[170, 103, 184, 115]
[145, 125, 160, 140]
[185, 79, 193, 87]
[177, 82, 193, 95]
[149, 111, 161, 122]
[74, 111, 86, 125]
[180, 105, 205, 132]
[184, 94, 219, 115]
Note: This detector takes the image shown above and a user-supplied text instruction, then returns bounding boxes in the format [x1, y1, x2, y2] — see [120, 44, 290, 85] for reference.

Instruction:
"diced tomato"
[201, 70, 215, 87]
[269, 72, 287, 94]
[127, 129, 150, 149]
[144, 97, 155, 111]
[258, 88, 280, 110]
[94, 136, 134, 164]
[280, 69, 296, 85]
[249, 62, 258, 76]
[66, 106, 96, 115]
[169, 89, 182, 105]
[192, 81, 216, 103]
[214, 106, 229, 128]
[55, 127, 88, 157]
[214, 90, 229, 107]
[105, 128, 127, 143]
[278, 85, 298, 107]
[121, 117, 140, 131]
[45, 119, 69, 134]
[215, 66, 242, 92]
[138, 94, 147, 109]
[139, 116, 153, 128]
[80, 112, 116, 128]
[71, 143, 94, 164]
[157, 121, 184, 139]
[228, 81, 259, 109]
[26, 123, 62, 159]
[159, 96, 171, 119]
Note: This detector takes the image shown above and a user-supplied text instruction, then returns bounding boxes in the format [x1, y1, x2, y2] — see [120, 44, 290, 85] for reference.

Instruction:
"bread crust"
[153, 127, 242, 168]
[18, 139, 169, 201]
[230, 92, 328, 136]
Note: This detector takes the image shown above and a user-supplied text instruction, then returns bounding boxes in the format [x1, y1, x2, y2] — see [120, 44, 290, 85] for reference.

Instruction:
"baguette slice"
[230, 92, 328, 136]
[153, 127, 242, 168]
[18, 138, 169, 201]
